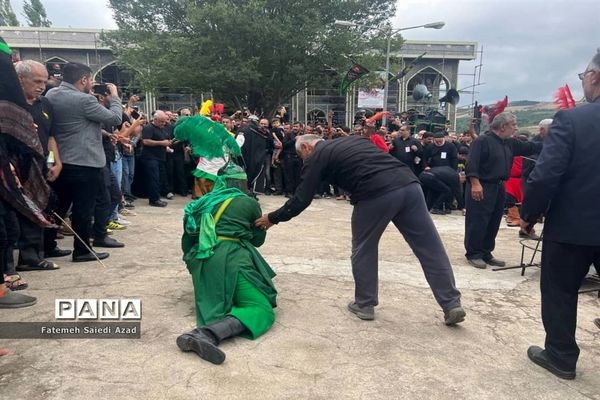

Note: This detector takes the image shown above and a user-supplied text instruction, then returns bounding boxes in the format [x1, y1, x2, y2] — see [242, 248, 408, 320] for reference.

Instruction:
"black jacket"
[521, 98, 600, 245]
[269, 136, 418, 223]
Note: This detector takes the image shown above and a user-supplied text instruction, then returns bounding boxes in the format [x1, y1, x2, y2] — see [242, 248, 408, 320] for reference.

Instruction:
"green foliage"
[0, 0, 20, 26]
[22, 0, 52, 27]
[104, 0, 398, 115]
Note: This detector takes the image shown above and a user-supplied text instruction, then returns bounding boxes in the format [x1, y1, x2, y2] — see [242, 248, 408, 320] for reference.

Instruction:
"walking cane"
[52, 212, 108, 268]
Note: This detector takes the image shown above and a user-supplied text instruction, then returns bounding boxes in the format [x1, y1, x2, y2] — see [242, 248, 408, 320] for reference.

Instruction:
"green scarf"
[183, 185, 247, 260]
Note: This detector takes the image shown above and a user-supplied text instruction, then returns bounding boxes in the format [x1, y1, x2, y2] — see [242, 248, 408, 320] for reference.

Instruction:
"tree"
[0, 0, 20, 26]
[104, 0, 401, 115]
[22, 0, 52, 27]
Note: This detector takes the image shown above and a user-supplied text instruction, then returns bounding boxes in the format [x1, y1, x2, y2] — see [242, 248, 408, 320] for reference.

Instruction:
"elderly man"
[520, 51, 600, 380]
[463, 112, 541, 269]
[255, 134, 465, 325]
[45, 62, 122, 262]
[7, 60, 67, 274]
[140, 110, 171, 207]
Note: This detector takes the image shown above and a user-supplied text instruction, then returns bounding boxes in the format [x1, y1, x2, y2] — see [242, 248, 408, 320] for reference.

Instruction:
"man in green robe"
[177, 163, 277, 364]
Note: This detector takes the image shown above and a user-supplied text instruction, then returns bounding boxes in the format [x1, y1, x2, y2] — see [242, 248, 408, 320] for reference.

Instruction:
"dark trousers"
[52, 164, 102, 256]
[540, 240, 600, 370]
[464, 181, 505, 260]
[282, 155, 302, 195]
[0, 199, 19, 283]
[16, 213, 43, 266]
[420, 171, 452, 210]
[272, 163, 284, 194]
[350, 183, 461, 310]
[140, 158, 161, 202]
[93, 165, 119, 239]
[171, 155, 188, 195]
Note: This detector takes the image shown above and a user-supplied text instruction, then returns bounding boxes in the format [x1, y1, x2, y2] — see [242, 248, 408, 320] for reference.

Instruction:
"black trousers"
[93, 165, 119, 239]
[271, 163, 284, 194]
[171, 155, 188, 195]
[540, 240, 600, 370]
[0, 199, 19, 283]
[140, 158, 161, 202]
[51, 164, 102, 257]
[464, 181, 505, 260]
[15, 213, 44, 266]
[282, 155, 302, 195]
[420, 171, 452, 210]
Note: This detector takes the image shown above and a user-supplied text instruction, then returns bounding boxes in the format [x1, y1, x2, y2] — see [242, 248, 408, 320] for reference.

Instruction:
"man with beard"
[45, 63, 122, 262]
[280, 121, 303, 197]
[520, 52, 600, 380]
[255, 135, 465, 325]
[240, 115, 269, 196]
[464, 112, 541, 269]
[420, 132, 461, 214]
[389, 123, 423, 175]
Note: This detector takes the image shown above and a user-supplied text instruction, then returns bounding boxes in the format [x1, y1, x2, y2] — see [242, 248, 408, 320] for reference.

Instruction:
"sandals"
[16, 259, 59, 272]
[4, 274, 29, 291]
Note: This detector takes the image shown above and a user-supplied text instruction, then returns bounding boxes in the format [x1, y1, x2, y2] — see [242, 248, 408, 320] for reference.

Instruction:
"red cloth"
[370, 135, 389, 153]
[505, 156, 523, 203]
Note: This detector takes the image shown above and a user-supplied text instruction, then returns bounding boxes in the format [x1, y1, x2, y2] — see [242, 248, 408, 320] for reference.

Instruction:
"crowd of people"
[1, 33, 599, 380]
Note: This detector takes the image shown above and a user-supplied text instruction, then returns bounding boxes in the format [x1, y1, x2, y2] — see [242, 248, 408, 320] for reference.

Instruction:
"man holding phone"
[45, 63, 122, 262]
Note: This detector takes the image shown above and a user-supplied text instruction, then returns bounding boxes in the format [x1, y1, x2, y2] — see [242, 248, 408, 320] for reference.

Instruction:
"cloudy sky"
[7, 0, 599, 105]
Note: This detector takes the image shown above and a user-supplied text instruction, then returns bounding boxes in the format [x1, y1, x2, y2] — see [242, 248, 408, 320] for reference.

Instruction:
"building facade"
[1, 26, 477, 126]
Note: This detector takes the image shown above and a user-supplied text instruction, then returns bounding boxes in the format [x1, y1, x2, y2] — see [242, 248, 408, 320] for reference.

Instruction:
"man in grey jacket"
[45, 62, 122, 262]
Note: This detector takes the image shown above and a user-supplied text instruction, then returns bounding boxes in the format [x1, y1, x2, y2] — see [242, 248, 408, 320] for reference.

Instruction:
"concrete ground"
[1, 195, 599, 400]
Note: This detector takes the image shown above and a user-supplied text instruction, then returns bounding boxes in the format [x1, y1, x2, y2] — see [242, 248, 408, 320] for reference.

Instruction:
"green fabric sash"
[0, 41, 11, 56]
[183, 187, 246, 260]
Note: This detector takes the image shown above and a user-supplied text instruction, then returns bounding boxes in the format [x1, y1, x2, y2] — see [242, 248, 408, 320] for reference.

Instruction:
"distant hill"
[455, 100, 557, 134]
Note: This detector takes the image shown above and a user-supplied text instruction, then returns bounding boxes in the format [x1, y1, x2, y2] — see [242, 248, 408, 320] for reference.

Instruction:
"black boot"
[176, 327, 225, 365]
[176, 317, 246, 365]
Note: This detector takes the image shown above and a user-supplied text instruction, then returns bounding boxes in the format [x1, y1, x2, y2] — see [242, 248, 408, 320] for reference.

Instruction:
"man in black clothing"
[140, 110, 171, 207]
[240, 116, 269, 195]
[520, 52, 600, 380]
[13, 60, 70, 267]
[388, 123, 423, 175]
[420, 132, 461, 214]
[464, 112, 541, 269]
[280, 121, 303, 197]
[255, 135, 465, 325]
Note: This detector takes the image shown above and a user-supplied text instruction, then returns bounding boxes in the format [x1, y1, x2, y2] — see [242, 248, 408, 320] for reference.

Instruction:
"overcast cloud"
[7, 0, 600, 105]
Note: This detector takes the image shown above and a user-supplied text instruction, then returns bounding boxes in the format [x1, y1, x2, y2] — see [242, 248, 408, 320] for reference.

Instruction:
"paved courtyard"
[1, 195, 599, 400]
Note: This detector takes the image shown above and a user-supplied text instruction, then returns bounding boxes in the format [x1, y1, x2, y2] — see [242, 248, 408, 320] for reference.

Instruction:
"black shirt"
[389, 136, 423, 167]
[27, 96, 56, 156]
[141, 123, 168, 161]
[423, 142, 458, 170]
[466, 131, 542, 183]
[269, 135, 419, 223]
[281, 131, 299, 157]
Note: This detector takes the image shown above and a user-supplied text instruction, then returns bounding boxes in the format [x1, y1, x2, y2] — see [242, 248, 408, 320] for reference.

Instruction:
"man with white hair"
[463, 112, 542, 269]
[521, 50, 600, 380]
[10, 60, 68, 272]
[255, 134, 465, 326]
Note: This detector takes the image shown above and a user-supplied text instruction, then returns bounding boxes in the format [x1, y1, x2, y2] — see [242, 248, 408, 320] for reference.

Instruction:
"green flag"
[340, 63, 370, 94]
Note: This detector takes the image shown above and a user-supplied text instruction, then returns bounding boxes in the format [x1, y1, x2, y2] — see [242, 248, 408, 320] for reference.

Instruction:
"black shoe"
[467, 258, 487, 269]
[430, 208, 445, 215]
[93, 237, 125, 248]
[484, 257, 506, 267]
[519, 230, 540, 240]
[594, 318, 600, 329]
[527, 346, 576, 380]
[347, 301, 375, 320]
[149, 200, 167, 207]
[45, 248, 72, 258]
[72, 252, 110, 263]
[176, 329, 225, 365]
[444, 306, 466, 326]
